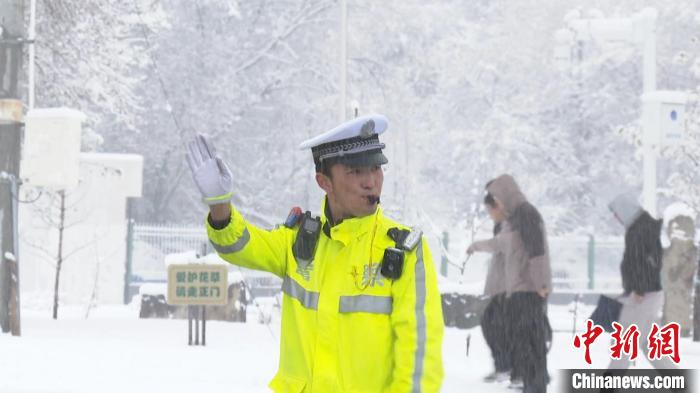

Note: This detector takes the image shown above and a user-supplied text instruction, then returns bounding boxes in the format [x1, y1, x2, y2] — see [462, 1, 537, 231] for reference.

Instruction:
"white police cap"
[299, 114, 389, 171]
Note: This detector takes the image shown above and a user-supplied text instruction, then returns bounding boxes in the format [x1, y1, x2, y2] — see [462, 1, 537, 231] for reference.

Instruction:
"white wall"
[19, 153, 142, 308]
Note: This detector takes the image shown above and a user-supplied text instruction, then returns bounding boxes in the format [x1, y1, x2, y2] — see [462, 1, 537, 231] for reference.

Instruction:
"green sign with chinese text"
[167, 264, 228, 305]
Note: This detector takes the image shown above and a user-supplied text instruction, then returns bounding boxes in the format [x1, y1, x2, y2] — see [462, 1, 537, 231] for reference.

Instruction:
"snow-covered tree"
[100, 0, 339, 225]
[31, 0, 165, 143]
[33, 0, 700, 239]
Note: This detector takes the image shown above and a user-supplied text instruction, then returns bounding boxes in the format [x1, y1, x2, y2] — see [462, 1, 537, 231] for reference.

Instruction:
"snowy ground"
[2, 303, 699, 393]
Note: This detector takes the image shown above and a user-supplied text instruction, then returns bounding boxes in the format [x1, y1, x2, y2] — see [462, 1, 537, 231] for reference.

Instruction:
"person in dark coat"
[607, 193, 678, 369]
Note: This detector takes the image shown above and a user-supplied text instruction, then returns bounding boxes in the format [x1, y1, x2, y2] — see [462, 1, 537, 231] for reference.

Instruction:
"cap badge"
[360, 119, 375, 139]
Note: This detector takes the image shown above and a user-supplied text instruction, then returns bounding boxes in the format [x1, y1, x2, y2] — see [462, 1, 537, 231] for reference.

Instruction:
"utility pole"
[0, 0, 26, 336]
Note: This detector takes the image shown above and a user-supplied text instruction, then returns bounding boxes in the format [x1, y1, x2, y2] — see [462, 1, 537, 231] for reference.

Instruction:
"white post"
[339, 0, 347, 122]
[642, 116, 657, 215]
[639, 8, 658, 215]
[639, 8, 657, 94]
[563, 8, 660, 215]
[28, 0, 36, 109]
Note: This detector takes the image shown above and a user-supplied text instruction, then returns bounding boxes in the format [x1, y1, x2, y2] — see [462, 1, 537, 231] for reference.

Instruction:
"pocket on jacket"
[269, 373, 307, 393]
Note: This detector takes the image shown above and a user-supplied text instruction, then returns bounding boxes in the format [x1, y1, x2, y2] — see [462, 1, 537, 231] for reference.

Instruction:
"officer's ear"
[316, 172, 333, 194]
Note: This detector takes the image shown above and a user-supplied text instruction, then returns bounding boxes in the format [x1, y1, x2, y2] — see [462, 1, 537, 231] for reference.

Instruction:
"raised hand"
[186, 134, 233, 206]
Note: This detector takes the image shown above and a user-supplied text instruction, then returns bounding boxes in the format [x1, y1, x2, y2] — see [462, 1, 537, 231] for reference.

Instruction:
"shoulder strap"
[387, 227, 422, 251]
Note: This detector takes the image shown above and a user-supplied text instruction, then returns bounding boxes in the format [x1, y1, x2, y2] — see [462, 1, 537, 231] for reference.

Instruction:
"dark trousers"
[507, 292, 549, 393]
[481, 293, 511, 372]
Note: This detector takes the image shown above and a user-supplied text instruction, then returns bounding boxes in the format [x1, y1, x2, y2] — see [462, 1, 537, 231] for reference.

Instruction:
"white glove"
[186, 134, 233, 205]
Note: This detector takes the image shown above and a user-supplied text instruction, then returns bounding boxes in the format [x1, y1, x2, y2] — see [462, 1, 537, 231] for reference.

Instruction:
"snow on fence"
[130, 224, 208, 282]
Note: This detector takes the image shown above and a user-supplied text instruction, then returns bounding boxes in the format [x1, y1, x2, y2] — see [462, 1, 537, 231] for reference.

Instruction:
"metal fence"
[130, 223, 208, 281]
[548, 235, 625, 292]
[126, 223, 281, 302]
[126, 223, 626, 302]
[438, 234, 625, 293]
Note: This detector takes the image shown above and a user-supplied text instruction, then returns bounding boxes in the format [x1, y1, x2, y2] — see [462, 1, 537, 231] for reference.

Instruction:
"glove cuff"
[203, 192, 233, 206]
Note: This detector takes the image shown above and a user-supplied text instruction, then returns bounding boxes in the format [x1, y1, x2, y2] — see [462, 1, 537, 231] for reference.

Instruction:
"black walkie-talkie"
[292, 211, 321, 268]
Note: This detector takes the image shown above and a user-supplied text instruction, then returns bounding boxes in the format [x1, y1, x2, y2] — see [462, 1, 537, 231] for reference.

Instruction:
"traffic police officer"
[186, 114, 444, 393]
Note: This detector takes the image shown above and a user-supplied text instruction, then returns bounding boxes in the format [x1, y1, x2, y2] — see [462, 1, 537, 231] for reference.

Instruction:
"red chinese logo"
[573, 320, 681, 365]
[610, 322, 640, 360]
[573, 319, 603, 365]
[648, 322, 680, 364]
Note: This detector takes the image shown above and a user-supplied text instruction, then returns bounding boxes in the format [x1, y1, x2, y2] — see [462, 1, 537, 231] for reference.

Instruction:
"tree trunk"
[52, 190, 66, 320]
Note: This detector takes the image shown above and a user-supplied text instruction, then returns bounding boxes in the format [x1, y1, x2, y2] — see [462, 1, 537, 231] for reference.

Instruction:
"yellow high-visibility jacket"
[206, 200, 444, 393]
